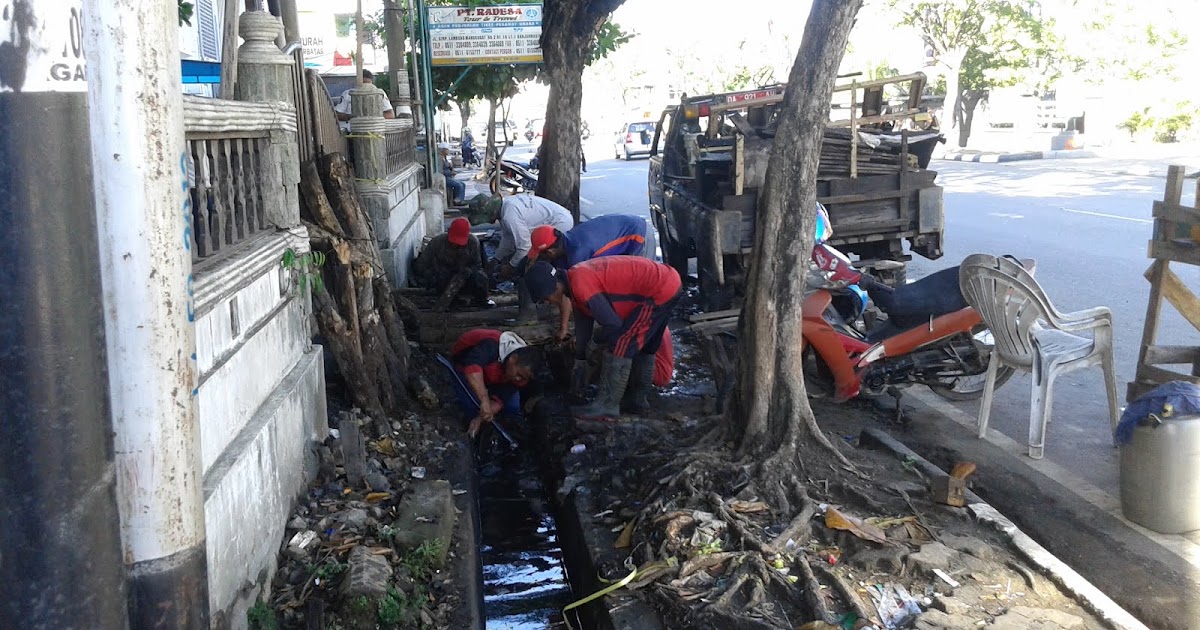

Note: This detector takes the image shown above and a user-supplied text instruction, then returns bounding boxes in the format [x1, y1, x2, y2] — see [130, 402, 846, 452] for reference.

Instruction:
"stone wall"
[184, 21, 328, 622]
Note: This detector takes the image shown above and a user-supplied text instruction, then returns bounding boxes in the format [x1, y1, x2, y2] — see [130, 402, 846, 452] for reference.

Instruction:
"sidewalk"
[819, 391, 1200, 630]
[938, 140, 1200, 178]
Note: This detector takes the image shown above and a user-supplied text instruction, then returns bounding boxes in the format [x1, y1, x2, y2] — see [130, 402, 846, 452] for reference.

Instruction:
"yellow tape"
[563, 567, 638, 630]
[562, 558, 677, 630]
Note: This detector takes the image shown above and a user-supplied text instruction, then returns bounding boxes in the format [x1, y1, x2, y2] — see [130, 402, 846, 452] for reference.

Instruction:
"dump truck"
[648, 73, 946, 310]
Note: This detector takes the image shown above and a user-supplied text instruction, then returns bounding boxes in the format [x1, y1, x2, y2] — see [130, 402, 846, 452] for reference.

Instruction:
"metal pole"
[84, 0, 210, 626]
[382, 0, 407, 105]
[418, 0, 440, 181]
[0, 1, 128, 627]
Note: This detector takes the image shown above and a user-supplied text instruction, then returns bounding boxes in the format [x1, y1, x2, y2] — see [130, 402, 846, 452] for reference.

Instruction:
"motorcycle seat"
[865, 266, 968, 341]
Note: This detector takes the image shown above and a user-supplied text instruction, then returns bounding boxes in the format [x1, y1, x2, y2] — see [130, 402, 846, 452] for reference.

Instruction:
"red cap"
[528, 225, 558, 259]
[448, 218, 470, 246]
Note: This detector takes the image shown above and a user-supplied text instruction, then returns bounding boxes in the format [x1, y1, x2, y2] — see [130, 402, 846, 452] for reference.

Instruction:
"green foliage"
[1065, 0, 1190, 84]
[1119, 107, 1155, 138]
[246, 600, 278, 630]
[1154, 104, 1194, 144]
[306, 558, 347, 583]
[178, 0, 194, 26]
[351, 595, 371, 615]
[588, 21, 635, 66]
[281, 248, 327, 295]
[376, 586, 425, 629]
[403, 538, 447, 578]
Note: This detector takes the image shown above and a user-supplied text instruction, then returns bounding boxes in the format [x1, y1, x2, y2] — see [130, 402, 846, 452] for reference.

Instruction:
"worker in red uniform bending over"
[524, 257, 681, 420]
[449, 329, 542, 436]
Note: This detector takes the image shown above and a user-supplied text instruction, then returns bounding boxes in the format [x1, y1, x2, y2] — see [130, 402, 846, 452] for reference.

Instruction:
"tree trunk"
[486, 97, 498, 161]
[940, 49, 966, 147]
[733, 0, 863, 486]
[958, 89, 986, 148]
[457, 99, 472, 139]
[536, 0, 626, 221]
[299, 154, 411, 422]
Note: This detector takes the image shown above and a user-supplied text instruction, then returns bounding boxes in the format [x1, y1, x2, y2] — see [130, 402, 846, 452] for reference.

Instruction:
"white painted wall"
[193, 231, 328, 626]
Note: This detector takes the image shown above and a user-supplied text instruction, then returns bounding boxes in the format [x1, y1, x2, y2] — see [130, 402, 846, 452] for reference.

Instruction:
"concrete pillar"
[234, 11, 295, 104]
[382, 0, 413, 119]
[1, 1, 128, 627]
[349, 85, 390, 183]
[83, 0, 209, 626]
[236, 11, 301, 229]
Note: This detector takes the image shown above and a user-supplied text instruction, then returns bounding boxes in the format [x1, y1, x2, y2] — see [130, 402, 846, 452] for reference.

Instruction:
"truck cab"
[648, 74, 945, 310]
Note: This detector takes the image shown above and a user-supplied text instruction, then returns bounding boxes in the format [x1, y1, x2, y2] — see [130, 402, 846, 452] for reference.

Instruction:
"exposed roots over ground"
[619, 442, 865, 629]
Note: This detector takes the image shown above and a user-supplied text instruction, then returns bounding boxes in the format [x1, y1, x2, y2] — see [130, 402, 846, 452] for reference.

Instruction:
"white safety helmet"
[498, 331, 528, 361]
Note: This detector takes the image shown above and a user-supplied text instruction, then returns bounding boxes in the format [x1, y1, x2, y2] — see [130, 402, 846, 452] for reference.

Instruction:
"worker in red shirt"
[447, 329, 542, 436]
[524, 257, 681, 420]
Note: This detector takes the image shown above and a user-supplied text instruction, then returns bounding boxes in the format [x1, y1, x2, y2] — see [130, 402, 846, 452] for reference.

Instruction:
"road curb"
[938, 150, 1097, 163]
[859, 428, 1151, 630]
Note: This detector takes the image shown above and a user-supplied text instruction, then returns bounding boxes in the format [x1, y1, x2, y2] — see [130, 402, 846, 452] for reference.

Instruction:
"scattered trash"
[328, 428, 340, 440]
[452, 488, 468, 496]
[365, 492, 391, 503]
[411, 466, 427, 479]
[869, 583, 922, 629]
[825, 506, 889, 545]
[933, 568, 960, 588]
[614, 521, 635, 548]
[730, 500, 770, 513]
[571, 443, 587, 454]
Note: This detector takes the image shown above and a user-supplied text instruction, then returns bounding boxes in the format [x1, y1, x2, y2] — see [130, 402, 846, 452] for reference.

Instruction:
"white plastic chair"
[959, 254, 1119, 459]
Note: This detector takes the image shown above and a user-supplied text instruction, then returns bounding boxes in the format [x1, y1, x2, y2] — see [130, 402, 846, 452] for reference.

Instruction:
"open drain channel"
[476, 427, 574, 629]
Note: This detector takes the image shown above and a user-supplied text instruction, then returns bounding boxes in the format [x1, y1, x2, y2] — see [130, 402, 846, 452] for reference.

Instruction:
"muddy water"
[477, 430, 573, 629]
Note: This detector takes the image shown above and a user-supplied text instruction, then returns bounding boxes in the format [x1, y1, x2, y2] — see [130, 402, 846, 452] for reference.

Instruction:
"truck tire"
[654, 213, 690, 277]
[698, 253, 734, 312]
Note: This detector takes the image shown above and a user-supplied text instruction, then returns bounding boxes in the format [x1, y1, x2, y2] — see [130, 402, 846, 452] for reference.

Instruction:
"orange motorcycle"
[804, 204, 1023, 404]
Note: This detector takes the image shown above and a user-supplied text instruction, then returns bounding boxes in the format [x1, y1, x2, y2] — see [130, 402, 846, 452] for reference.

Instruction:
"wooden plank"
[1158, 264, 1200, 332]
[819, 189, 916, 205]
[1145, 345, 1200, 366]
[828, 109, 920, 128]
[1130, 260, 1167, 402]
[219, 0, 240, 98]
[1165, 165, 1185, 205]
[833, 72, 927, 93]
[1137, 363, 1200, 387]
[849, 80, 857, 179]
[1152, 200, 1200, 225]
[1149, 239, 1200, 267]
[689, 308, 741, 323]
[734, 133, 745, 196]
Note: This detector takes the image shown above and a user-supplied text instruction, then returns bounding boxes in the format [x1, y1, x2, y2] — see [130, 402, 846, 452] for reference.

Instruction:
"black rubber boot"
[515, 277, 537, 323]
[572, 354, 632, 421]
[621, 353, 655, 414]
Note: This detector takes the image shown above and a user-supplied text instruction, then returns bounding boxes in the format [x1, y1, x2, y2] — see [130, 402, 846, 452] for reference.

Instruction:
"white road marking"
[907, 388, 1200, 572]
[1061, 208, 1153, 224]
[579, 195, 594, 206]
[989, 213, 1024, 219]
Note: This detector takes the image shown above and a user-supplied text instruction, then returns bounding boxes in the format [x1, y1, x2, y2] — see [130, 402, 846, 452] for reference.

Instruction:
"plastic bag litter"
[869, 583, 921, 629]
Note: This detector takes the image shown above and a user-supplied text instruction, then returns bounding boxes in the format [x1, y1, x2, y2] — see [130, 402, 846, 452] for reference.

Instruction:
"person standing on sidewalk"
[524, 257, 681, 420]
[525, 214, 656, 340]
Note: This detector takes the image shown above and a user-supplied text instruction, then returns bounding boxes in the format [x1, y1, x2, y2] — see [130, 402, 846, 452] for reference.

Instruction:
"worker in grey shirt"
[492, 194, 574, 279]
[474, 193, 574, 320]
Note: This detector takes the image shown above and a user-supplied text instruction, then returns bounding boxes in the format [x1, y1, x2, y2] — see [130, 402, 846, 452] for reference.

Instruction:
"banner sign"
[427, 4, 543, 66]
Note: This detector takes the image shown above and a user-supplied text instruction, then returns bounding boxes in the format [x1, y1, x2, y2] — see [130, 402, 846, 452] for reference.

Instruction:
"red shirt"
[451, 329, 506, 386]
[567, 257, 682, 326]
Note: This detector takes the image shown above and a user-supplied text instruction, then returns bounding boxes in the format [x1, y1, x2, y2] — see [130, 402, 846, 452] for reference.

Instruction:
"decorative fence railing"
[306, 69, 349, 159]
[183, 95, 298, 262]
[384, 120, 417, 177]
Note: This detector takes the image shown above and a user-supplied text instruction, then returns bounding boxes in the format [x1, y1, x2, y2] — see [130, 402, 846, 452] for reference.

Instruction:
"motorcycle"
[803, 204, 1023, 407]
[484, 156, 539, 194]
[461, 137, 480, 168]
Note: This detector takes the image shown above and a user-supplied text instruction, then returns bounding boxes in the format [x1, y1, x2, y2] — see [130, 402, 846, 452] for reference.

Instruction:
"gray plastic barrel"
[1120, 414, 1200, 534]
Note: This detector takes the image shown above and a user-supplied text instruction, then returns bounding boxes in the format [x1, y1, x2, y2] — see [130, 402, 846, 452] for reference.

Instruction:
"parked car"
[614, 120, 656, 160]
[474, 120, 519, 146]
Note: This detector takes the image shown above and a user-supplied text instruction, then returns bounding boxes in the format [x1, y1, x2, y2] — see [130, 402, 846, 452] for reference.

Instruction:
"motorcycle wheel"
[927, 326, 1015, 401]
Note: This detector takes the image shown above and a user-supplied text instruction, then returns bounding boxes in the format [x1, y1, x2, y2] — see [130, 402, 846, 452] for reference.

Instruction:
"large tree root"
[300, 154, 411, 425]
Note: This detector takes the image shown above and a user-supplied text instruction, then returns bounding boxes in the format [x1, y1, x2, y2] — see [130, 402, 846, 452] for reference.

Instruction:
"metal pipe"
[0, 2, 129, 627]
[84, 0, 210, 626]
[281, 40, 303, 55]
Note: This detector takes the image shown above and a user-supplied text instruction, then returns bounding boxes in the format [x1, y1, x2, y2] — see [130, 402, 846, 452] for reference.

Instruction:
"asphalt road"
[575, 150, 1200, 495]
